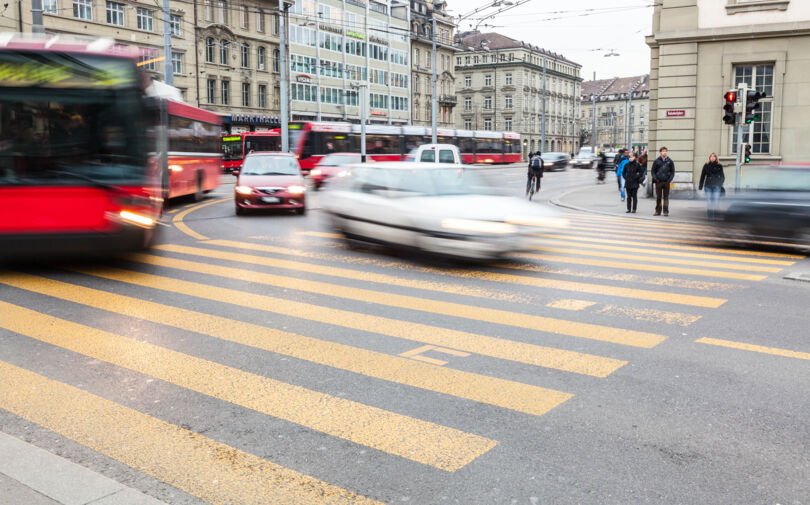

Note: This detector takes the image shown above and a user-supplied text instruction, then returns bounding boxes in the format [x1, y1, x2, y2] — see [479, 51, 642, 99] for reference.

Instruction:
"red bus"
[285, 121, 522, 173]
[166, 100, 222, 200]
[221, 131, 281, 173]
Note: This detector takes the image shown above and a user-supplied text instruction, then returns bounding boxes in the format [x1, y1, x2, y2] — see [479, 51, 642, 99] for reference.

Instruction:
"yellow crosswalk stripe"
[529, 245, 782, 273]
[141, 247, 665, 352]
[512, 252, 767, 281]
[532, 237, 795, 266]
[568, 214, 714, 232]
[533, 233, 806, 260]
[696, 337, 810, 361]
[198, 240, 727, 307]
[0, 360, 385, 505]
[0, 301, 496, 472]
[0, 272, 572, 417]
[73, 266, 635, 373]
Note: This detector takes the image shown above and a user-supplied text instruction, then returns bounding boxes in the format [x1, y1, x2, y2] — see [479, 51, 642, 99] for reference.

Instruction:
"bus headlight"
[119, 210, 155, 228]
[287, 185, 306, 195]
[235, 185, 254, 195]
[310, 169, 322, 176]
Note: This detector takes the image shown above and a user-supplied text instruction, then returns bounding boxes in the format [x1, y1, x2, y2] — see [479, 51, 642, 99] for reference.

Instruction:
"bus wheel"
[193, 172, 204, 202]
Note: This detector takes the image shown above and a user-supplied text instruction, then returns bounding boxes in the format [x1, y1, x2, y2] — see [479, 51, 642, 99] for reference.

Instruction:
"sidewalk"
[0, 432, 170, 505]
[551, 179, 713, 224]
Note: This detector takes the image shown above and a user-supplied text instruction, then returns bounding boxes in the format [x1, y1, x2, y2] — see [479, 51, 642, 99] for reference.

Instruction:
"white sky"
[445, 0, 655, 81]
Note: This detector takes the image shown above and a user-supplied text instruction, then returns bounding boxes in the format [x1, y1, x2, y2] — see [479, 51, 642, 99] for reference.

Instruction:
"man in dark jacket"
[651, 146, 675, 216]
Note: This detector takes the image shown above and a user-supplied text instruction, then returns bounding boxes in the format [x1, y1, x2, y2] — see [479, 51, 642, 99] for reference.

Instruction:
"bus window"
[459, 138, 476, 153]
[222, 135, 242, 161]
[245, 135, 280, 153]
[365, 134, 400, 155]
[404, 135, 425, 152]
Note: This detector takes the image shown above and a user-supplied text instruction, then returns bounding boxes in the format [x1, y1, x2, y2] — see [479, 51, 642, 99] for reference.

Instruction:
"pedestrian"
[612, 149, 624, 190]
[651, 146, 675, 216]
[638, 149, 648, 179]
[622, 153, 644, 213]
[698, 152, 725, 220]
[596, 150, 607, 183]
[615, 150, 629, 201]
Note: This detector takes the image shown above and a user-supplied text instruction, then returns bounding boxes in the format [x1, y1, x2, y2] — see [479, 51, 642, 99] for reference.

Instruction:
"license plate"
[261, 197, 280, 204]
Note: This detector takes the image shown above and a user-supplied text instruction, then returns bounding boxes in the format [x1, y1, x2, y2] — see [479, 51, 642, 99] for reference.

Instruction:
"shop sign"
[346, 30, 366, 40]
[666, 109, 686, 117]
[296, 74, 313, 84]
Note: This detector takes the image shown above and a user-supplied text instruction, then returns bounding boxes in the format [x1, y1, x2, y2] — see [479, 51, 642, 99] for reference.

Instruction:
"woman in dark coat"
[698, 153, 725, 220]
[622, 153, 644, 213]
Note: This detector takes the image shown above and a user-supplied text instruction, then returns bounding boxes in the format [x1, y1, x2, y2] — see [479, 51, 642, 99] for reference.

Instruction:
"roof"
[581, 74, 650, 101]
[455, 31, 579, 66]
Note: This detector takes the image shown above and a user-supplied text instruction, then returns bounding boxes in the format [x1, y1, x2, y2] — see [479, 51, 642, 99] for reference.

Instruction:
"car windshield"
[241, 156, 299, 175]
[320, 154, 356, 166]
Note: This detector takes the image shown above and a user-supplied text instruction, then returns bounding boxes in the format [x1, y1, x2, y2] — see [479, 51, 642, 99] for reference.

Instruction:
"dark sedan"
[541, 152, 570, 171]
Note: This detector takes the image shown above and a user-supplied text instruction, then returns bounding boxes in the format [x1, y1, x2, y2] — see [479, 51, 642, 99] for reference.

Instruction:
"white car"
[404, 144, 463, 164]
[322, 162, 568, 260]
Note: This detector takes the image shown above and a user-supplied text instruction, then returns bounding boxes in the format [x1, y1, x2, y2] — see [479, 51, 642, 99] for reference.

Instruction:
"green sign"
[346, 31, 366, 40]
[222, 135, 241, 141]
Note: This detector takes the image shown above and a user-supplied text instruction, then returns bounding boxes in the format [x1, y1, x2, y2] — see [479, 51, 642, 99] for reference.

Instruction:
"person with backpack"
[698, 152, 725, 220]
[622, 152, 644, 213]
[651, 146, 676, 216]
[615, 150, 629, 201]
[526, 151, 544, 195]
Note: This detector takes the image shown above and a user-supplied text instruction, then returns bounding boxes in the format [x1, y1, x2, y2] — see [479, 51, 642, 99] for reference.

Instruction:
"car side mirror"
[232, 170, 240, 176]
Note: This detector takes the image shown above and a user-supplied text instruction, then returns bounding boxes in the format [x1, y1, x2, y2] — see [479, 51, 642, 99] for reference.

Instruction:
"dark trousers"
[654, 180, 670, 214]
[626, 187, 638, 211]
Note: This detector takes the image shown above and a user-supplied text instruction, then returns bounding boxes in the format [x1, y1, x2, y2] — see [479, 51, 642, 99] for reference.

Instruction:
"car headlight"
[310, 169, 322, 176]
[544, 162, 554, 167]
[441, 218, 517, 235]
[235, 185, 254, 195]
[287, 185, 306, 195]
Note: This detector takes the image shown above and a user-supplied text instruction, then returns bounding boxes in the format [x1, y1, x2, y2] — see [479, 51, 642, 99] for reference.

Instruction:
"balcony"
[438, 95, 457, 105]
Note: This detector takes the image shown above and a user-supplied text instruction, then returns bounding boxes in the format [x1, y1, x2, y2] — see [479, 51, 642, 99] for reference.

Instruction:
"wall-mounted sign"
[320, 24, 342, 35]
[296, 74, 313, 84]
[346, 30, 366, 40]
[370, 110, 388, 116]
[369, 35, 388, 46]
[665, 109, 686, 117]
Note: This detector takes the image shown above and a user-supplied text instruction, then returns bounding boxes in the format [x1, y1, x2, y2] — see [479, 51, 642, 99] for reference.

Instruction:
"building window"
[426, 51, 431, 68]
[170, 14, 181, 36]
[106, 1, 124, 25]
[456, 57, 461, 66]
[241, 44, 249, 68]
[257, 8, 265, 32]
[240, 5, 248, 28]
[242, 83, 250, 107]
[464, 119, 472, 130]
[204, 0, 212, 21]
[205, 38, 215, 63]
[258, 85, 267, 108]
[272, 49, 280, 72]
[484, 74, 492, 87]
[136, 8, 153, 31]
[464, 96, 471, 111]
[217, 0, 227, 24]
[73, 0, 92, 20]
[505, 73, 512, 85]
[43, 0, 58, 14]
[505, 117, 512, 130]
[221, 80, 230, 105]
[732, 63, 774, 154]
[505, 95, 512, 109]
[138, 49, 156, 71]
[171, 52, 182, 75]
[484, 96, 492, 109]
[257, 46, 265, 70]
[413, 75, 419, 93]
[464, 75, 471, 88]
[483, 117, 492, 130]
[220, 40, 229, 64]
[207, 79, 216, 104]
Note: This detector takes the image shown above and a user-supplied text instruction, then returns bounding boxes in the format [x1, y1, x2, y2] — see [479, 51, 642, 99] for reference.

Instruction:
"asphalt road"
[0, 165, 808, 505]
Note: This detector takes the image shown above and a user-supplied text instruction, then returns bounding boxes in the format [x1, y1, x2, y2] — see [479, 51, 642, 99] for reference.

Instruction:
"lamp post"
[351, 82, 368, 161]
[279, 0, 289, 152]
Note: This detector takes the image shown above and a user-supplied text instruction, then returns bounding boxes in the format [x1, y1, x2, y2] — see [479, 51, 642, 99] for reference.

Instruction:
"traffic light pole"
[734, 84, 747, 193]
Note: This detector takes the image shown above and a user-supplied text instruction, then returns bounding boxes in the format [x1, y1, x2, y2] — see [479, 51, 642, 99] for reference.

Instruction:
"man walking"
[651, 146, 675, 216]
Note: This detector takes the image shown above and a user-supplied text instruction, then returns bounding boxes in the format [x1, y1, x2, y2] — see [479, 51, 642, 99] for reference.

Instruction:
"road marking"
[0, 361, 385, 505]
[529, 246, 782, 273]
[301, 231, 344, 239]
[512, 253, 767, 281]
[0, 301, 495, 472]
[568, 214, 714, 232]
[595, 306, 701, 327]
[696, 337, 810, 361]
[76, 265, 634, 375]
[0, 272, 572, 417]
[172, 197, 232, 240]
[134, 250, 664, 353]
[195, 240, 728, 307]
[532, 237, 796, 266]
[545, 299, 597, 311]
[399, 345, 472, 366]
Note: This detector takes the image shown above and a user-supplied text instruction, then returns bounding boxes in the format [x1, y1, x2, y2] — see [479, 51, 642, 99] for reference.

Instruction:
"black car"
[541, 152, 570, 171]
[571, 150, 597, 169]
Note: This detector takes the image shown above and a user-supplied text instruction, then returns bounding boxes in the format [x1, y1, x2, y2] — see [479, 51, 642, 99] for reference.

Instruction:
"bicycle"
[527, 175, 538, 201]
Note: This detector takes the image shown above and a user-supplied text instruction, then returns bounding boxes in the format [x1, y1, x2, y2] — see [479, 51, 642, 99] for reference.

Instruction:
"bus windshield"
[222, 136, 243, 161]
[0, 51, 147, 186]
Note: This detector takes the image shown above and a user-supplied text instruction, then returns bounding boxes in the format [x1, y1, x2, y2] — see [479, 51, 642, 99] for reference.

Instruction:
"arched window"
[205, 37, 214, 63]
[423, 24, 430, 39]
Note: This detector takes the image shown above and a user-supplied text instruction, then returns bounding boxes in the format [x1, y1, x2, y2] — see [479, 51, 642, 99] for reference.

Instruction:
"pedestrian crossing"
[0, 219, 805, 504]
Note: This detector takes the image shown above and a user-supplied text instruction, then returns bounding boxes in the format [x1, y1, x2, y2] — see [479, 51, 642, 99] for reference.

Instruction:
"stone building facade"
[455, 31, 582, 159]
[409, 0, 456, 128]
[580, 75, 650, 151]
[647, 0, 810, 191]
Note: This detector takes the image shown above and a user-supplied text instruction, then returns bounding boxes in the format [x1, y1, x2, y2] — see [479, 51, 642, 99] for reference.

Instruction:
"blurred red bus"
[286, 122, 521, 173]
[166, 100, 222, 200]
[221, 130, 280, 173]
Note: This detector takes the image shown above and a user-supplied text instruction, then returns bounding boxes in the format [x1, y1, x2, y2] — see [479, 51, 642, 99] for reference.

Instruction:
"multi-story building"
[286, 0, 410, 124]
[455, 31, 582, 159]
[13, 0, 284, 133]
[580, 75, 650, 151]
[409, 0, 456, 128]
[647, 0, 810, 192]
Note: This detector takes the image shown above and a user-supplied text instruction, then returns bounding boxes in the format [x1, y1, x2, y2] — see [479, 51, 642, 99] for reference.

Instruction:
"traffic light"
[745, 90, 765, 124]
[744, 143, 752, 164]
[723, 91, 737, 125]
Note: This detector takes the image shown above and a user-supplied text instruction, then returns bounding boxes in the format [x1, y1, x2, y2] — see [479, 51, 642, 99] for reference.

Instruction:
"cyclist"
[526, 151, 544, 195]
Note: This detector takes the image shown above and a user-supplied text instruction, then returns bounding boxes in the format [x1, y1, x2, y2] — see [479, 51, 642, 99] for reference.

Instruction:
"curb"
[550, 185, 706, 225]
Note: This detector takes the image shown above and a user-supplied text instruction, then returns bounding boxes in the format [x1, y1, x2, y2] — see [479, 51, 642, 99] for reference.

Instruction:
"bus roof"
[167, 99, 222, 126]
[0, 33, 138, 58]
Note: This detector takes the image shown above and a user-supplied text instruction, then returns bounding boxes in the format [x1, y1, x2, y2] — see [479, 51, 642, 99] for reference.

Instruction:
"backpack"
[531, 156, 541, 169]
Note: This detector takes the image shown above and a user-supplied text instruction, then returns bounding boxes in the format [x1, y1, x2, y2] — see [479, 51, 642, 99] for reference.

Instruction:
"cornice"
[650, 20, 810, 44]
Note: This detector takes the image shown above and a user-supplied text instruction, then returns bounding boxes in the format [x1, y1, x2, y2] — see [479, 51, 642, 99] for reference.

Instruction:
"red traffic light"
[724, 91, 737, 102]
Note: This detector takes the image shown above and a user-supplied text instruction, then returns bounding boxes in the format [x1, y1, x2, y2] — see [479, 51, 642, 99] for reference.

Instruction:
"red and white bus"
[166, 100, 222, 200]
[0, 34, 216, 259]
[284, 121, 522, 173]
[221, 131, 281, 173]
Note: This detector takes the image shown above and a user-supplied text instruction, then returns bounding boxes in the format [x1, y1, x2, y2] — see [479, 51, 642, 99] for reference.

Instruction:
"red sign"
[666, 110, 686, 117]
[370, 111, 387, 116]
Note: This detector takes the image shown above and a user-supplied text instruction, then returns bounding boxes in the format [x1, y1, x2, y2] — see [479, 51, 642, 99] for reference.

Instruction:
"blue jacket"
[616, 156, 629, 178]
